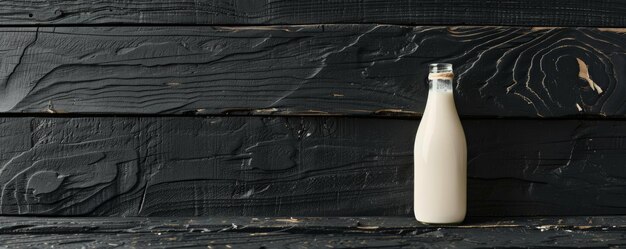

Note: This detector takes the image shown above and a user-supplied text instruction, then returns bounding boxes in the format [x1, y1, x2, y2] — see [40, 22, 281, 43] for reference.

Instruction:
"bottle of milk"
[413, 63, 467, 224]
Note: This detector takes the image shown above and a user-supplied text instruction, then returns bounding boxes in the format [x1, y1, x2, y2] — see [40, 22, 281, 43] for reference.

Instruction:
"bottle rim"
[429, 63, 453, 73]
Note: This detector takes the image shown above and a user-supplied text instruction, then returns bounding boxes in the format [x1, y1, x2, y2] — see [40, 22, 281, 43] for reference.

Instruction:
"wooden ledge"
[0, 216, 624, 248]
[1, 216, 625, 233]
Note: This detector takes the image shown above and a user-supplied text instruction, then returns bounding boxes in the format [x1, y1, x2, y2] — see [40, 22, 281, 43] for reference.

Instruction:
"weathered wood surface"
[1, 216, 624, 233]
[0, 0, 624, 27]
[1, 25, 625, 117]
[0, 116, 626, 216]
[0, 216, 624, 248]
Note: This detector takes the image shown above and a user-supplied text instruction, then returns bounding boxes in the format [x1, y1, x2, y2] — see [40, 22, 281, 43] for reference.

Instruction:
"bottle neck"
[428, 79, 453, 93]
[424, 78, 457, 116]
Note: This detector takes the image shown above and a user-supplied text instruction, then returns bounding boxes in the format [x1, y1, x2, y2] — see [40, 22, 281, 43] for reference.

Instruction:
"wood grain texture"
[0, 0, 624, 27]
[1, 216, 624, 233]
[4, 229, 624, 249]
[0, 116, 626, 216]
[0, 116, 414, 216]
[1, 25, 625, 117]
[0, 216, 624, 248]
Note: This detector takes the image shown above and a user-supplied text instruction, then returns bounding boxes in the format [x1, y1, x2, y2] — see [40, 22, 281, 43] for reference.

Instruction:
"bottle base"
[414, 215, 465, 225]
[417, 220, 464, 226]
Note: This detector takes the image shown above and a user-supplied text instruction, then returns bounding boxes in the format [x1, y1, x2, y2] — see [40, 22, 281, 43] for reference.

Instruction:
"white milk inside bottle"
[413, 63, 467, 224]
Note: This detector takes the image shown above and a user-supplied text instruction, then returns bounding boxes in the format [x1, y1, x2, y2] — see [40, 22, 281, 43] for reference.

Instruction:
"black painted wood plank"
[1, 0, 625, 27]
[0, 217, 624, 248]
[0, 116, 626, 217]
[1, 216, 624, 234]
[4, 230, 624, 249]
[0, 116, 413, 217]
[1, 25, 625, 117]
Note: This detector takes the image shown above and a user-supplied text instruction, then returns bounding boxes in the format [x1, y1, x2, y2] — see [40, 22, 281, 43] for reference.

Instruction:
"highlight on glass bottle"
[413, 63, 467, 225]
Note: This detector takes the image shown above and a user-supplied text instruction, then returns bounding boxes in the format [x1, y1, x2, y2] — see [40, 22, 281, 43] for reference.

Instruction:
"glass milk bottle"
[413, 63, 467, 224]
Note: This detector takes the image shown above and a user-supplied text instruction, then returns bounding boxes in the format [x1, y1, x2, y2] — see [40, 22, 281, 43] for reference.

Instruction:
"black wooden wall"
[0, 0, 625, 217]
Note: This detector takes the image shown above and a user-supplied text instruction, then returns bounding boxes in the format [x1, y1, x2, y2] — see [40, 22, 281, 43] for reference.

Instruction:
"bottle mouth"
[429, 63, 453, 73]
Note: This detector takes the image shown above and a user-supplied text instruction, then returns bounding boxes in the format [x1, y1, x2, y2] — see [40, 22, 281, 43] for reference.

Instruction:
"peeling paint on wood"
[0, 25, 624, 117]
[0, 216, 624, 233]
[577, 58, 603, 94]
[0, 117, 625, 216]
[0, 216, 624, 248]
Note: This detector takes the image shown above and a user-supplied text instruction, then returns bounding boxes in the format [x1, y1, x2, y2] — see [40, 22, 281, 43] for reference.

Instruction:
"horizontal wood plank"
[1, 216, 624, 233]
[0, 216, 624, 248]
[4, 228, 624, 248]
[1, 25, 625, 117]
[0, 116, 625, 216]
[0, 0, 624, 27]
